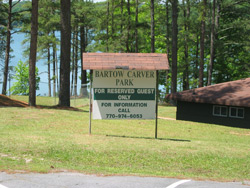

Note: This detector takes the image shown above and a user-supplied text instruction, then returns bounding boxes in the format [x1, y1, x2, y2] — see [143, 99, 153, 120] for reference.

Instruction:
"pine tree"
[29, 0, 39, 106]
[59, 0, 71, 107]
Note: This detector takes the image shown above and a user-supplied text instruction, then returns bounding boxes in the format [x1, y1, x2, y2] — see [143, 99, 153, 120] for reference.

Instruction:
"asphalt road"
[0, 172, 249, 188]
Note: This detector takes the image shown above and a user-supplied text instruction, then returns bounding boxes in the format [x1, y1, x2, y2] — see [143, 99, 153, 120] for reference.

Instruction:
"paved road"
[0, 172, 249, 188]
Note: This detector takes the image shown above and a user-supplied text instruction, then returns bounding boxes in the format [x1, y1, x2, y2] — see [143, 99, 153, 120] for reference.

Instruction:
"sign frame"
[89, 70, 159, 138]
[92, 70, 157, 120]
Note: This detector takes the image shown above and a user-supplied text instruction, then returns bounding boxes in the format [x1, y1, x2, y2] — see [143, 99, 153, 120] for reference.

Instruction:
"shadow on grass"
[106, 134, 191, 142]
[36, 105, 89, 112]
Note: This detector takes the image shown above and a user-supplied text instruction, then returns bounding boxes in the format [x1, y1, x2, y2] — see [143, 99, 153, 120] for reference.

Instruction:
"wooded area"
[0, 0, 249, 106]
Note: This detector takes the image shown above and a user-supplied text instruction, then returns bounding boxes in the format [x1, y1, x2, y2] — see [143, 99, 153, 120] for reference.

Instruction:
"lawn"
[0, 96, 249, 182]
[9, 95, 89, 107]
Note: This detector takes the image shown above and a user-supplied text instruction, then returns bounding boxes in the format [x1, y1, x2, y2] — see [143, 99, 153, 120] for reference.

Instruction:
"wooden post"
[89, 70, 92, 135]
[155, 70, 159, 139]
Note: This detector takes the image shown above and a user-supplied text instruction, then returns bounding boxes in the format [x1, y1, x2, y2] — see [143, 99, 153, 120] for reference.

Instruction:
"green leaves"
[10, 60, 40, 95]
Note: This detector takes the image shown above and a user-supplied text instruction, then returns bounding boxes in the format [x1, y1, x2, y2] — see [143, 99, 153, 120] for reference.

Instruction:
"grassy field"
[9, 95, 89, 107]
[0, 96, 249, 182]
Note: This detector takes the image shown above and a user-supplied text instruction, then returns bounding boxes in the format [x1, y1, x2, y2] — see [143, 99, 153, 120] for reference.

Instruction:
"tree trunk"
[135, 0, 138, 53]
[120, 0, 124, 52]
[183, 0, 190, 90]
[215, 0, 220, 29]
[126, 0, 130, 52]
[71, 30, 75, 96]
[150, 0, 155, 53]
[80, 25, 88, 97]
[55, 48, 59, 95]
[120, 0, 123, 33]
[194, 32, 199, 87]
[74, 30, 78, 97]
[199, 0, 206, 88]
[85, 27, 88, 49]
[207, 0, 215, 86]
[111, 0, 114, 40]
[53, 41, 56, 97]
[165, 0, 170, 55]
[59, 0, 71, 107]
[29, 0, 39, 106]
[165, 0, 170, 94]
[47, 46, 51, 97]
[208, 0, 220, 85]
[2, 0, 12, 95]
[171, 0, 178, 94]
[106, 0, 109, 52]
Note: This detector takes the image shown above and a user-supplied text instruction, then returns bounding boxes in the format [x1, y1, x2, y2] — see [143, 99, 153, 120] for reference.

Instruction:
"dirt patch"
[230, 131, 250, 136]
[35, 105, 83, 111]
[158, 116, 176, 121]
[0, 94, 28, 107]
[0, 95, 84, 111]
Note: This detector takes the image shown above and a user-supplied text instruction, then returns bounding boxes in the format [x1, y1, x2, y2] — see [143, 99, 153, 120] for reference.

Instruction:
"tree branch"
[1, 3, 8, 10]
[11, 29, 22, 35]
[223, 0, 249, 9]
[13, 8, 31, 14]
[12, 0, 21, 8]
[0, 24, 7, 28]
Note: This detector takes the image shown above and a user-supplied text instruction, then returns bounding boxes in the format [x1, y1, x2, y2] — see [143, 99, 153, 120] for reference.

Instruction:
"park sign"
[82, 53, 169, 136]
[93, 70, 156, 119]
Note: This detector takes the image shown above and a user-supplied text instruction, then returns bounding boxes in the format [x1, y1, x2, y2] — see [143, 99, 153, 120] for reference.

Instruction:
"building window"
[213, 105, 228, 117]
[229, 107, 244, 118]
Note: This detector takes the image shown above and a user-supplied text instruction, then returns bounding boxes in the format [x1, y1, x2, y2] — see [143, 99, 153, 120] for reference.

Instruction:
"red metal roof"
[82, 53, 169, 70]
[166, 78, 250, 108]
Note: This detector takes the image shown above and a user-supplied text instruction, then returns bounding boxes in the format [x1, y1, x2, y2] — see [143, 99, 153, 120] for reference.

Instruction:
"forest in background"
[0, 0, 250, 106]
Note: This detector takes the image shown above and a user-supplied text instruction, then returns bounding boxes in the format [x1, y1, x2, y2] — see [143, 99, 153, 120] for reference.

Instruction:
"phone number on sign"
[106, 114, 143, 119]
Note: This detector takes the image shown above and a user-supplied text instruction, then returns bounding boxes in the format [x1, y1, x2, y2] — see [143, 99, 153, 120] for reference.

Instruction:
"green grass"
[0, 96, 249, 181]
[158, 104, 176, 119]
[10, 95, 89, 107]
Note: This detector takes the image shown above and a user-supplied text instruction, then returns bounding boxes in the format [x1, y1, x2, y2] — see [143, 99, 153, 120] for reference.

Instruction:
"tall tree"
[135, 0, 139, 52]
[165, 0, 170, 94]
[120, 0, 124, 52]
[194, 31, 199, 85]
[111, 0, 114, 40]
[47, 46, 51, 97]
[207, 0, 215, 86]
[59, 0, 71, 107]
[2, 0, 15, 95]
[198, 0, 206, 87]
[150, 0, 155, 52]
[52, 39, 57, 97]
[71, 29, 76, 96]
[213, 0, 250, 83]
[106, 0, 109, 52]
[126, 0, 131, 52]
[1, 0, 25, 95]
[29, 0, 39, 106]
[80, 25, 87, 97]
[0, 0, 6, 62]
[182, 0, 190, 90]
[208, 0, 220, 85]
[165, 0, 170, 55]
[171, 0, 178, 93]
[75, 0, 92, 97]
[74, 29, 78, 97]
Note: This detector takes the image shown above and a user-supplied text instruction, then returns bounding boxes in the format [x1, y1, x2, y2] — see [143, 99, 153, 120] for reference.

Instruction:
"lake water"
[0, 32, 82, 96]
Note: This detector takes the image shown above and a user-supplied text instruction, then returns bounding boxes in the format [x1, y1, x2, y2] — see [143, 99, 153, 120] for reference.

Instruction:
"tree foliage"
[1, 0, 250, 101]
[10, 60, 40, 95]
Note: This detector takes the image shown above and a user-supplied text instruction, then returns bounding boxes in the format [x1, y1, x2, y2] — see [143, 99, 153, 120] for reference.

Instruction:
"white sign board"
[92, 70, 156, 119]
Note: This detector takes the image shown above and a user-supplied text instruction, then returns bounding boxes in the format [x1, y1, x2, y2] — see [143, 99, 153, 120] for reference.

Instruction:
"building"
[166, 78, 250, 128]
